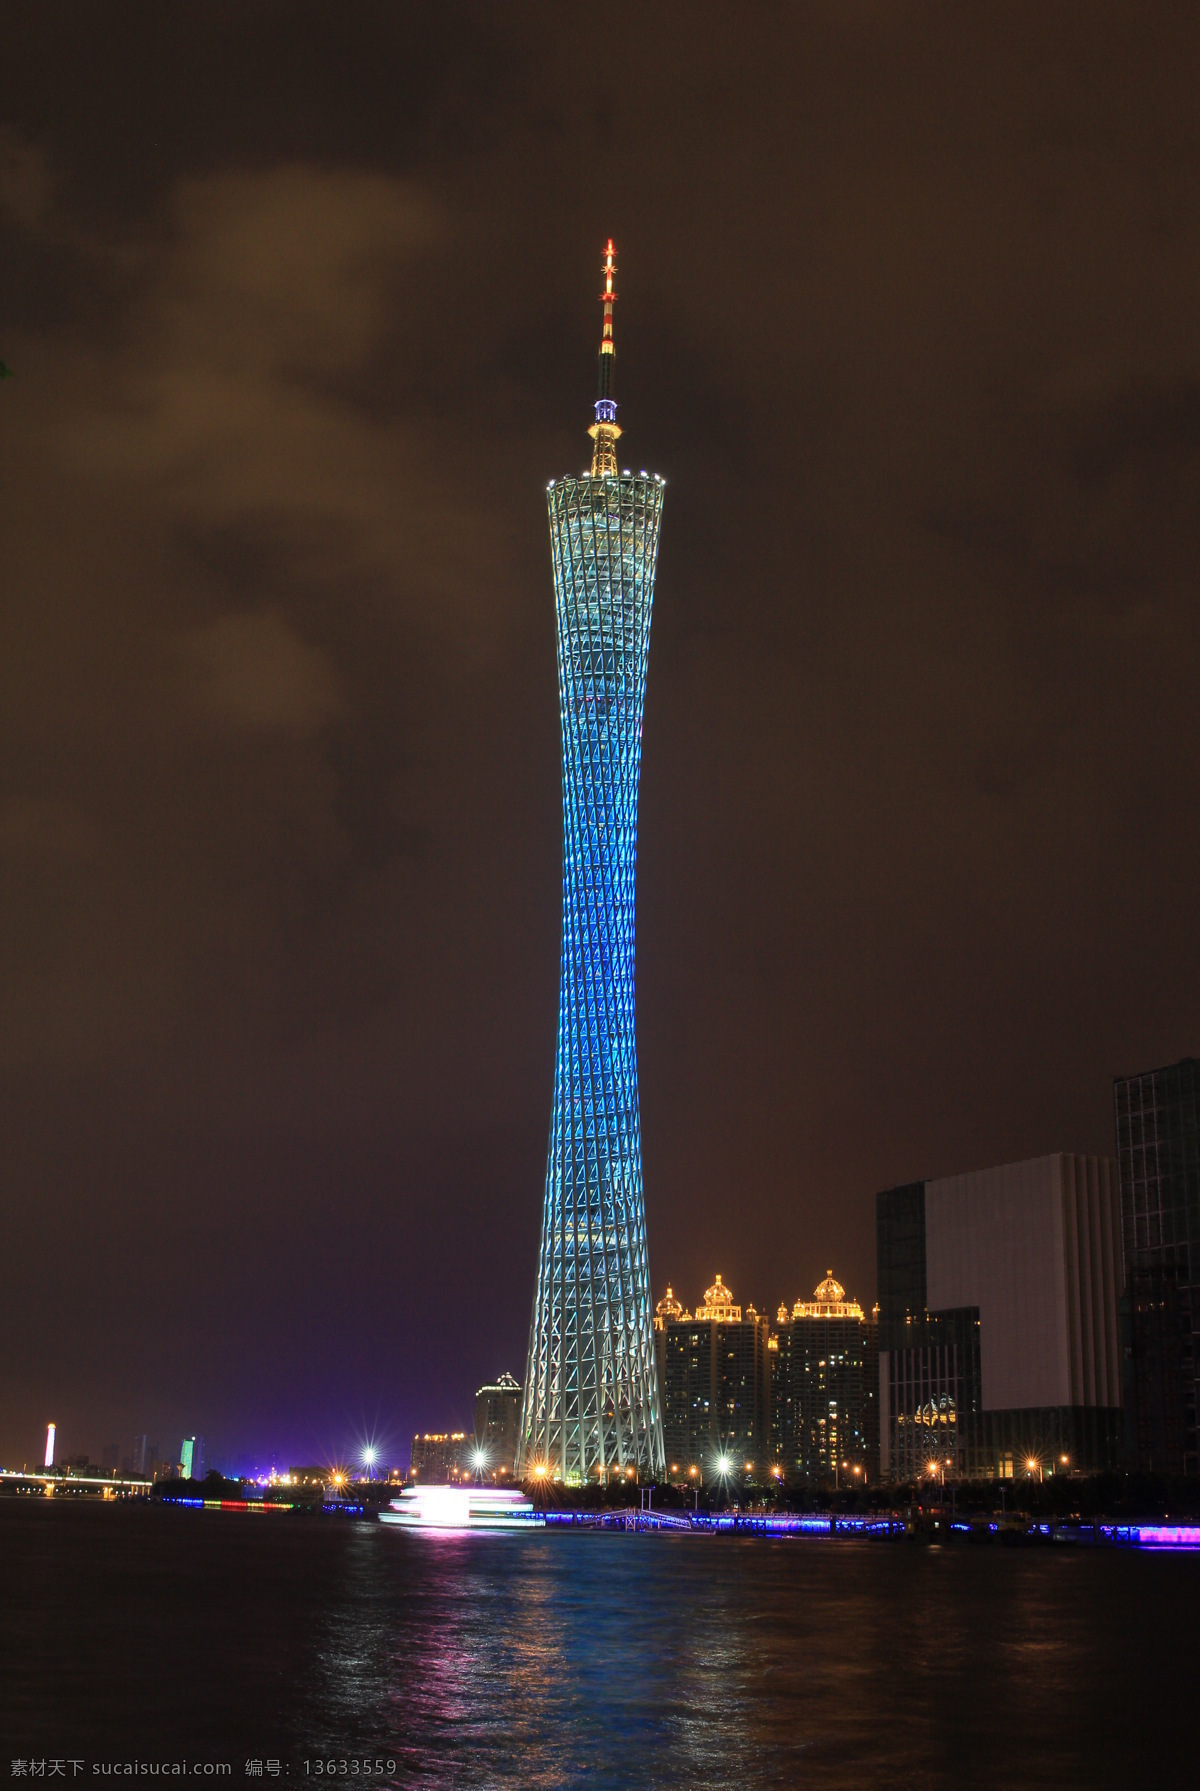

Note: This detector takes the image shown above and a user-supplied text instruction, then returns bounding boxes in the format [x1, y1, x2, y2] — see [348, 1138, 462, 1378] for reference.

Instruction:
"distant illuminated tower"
[44, 1422, 56, 1469]
[519, 241, 666, 1483]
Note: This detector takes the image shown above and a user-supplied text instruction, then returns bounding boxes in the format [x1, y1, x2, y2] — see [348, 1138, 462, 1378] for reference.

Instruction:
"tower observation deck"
[519, 242, 666, 1482]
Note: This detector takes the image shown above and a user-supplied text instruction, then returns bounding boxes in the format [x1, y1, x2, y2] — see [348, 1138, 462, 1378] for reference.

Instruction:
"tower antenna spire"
[588, 238, 622, 476]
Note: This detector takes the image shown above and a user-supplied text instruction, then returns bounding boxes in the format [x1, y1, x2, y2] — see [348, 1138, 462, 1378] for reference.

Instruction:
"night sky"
[4, 4, 1199, 1470]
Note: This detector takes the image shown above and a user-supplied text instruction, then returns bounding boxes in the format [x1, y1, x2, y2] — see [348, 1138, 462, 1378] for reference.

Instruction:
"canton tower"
[519, 242, 666, 1483]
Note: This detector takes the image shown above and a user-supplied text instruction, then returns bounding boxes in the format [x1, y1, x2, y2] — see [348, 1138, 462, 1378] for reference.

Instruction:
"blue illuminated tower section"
[520, 242, 666, 1482]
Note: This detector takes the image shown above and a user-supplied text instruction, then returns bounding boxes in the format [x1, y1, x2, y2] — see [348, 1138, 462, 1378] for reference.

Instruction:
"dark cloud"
[2, 2, 1199, 1465]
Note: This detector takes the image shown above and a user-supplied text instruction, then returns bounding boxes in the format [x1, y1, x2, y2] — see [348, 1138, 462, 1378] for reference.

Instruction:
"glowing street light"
[363, 1447, 376, 1481]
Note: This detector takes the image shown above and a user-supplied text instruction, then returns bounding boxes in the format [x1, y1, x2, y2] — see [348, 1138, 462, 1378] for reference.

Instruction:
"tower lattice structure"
[519, 242, 666, 1482]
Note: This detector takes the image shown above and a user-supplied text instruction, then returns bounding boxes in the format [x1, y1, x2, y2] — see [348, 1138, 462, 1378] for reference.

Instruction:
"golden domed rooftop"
[696, 1274, 741, 1322]
[789, 1271, 865, 1322]
[654, 1284, 689, 1330]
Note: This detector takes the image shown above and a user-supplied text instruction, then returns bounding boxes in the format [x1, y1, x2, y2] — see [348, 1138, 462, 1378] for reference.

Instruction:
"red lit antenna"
[589, 238, 621, 474]
[599, 238, 618, 362]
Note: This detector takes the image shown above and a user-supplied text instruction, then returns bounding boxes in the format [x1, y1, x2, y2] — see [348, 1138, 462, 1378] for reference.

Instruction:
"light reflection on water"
[3, 1504, 1195, 1789]
[302, 1528, 1191, 1789]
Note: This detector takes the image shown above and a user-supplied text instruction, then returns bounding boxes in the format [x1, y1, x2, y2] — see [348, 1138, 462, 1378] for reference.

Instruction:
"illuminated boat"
[379, 1485, 545, 1531]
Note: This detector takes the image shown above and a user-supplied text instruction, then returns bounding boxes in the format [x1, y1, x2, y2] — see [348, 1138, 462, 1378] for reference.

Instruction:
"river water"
[2, 1501, 1193, 1787]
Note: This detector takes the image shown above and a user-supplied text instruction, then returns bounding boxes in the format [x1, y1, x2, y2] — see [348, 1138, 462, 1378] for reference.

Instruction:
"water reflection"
[4, 1504, 1192, 1789]
[301, 1530, 1195, 1789]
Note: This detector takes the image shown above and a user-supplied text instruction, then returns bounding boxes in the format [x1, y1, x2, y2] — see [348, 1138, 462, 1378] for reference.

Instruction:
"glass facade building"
[1115, 1058, 1200, 1474]
[520, 245, 666, 1482]
[876, 1184, 982, 1479]
[877, 1158, 1123, 1479]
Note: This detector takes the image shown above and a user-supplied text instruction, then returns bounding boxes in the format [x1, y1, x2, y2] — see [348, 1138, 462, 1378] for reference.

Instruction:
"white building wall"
[924, 1154, 1121, 1412]
[1059, 1155, 1123, 1408]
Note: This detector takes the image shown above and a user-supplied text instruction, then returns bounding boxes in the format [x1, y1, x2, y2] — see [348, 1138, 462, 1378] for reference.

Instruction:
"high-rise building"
[44, 1422, 55, 1469]
[122, 1433, 149, 1479]
[177, 1436, 206, 1480]
[1115, 1058, 1200, 1474]
[474, 1373, 522, 1475]
[520, 242, 666, 1484]
[877, 1156, 1123, 1480]
[771, 1274, 878, 1483]
[659, 1276, 771, 1481]
[653, 1284, 686, 1415]
[410, 1432, 472, 1483]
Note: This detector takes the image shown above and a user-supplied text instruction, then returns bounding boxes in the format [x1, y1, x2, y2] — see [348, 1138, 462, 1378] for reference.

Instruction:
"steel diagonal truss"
[519, 472, 666, 1484]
